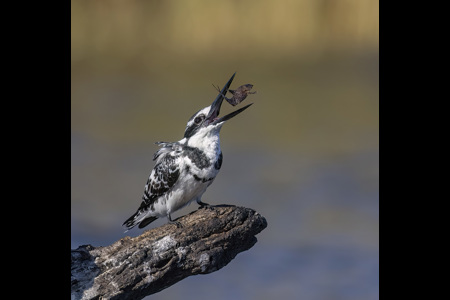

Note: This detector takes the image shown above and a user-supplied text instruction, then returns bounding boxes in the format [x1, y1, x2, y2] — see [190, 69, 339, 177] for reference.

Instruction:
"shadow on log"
[71, 205, 267, 300]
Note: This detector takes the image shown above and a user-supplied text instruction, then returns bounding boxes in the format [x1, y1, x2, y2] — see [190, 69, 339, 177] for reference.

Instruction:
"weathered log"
[71, 205, 267, 300]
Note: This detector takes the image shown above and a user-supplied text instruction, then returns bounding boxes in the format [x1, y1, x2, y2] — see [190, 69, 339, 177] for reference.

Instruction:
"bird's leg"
[196, 198, 213, 210]
[167, 212, 183, 228]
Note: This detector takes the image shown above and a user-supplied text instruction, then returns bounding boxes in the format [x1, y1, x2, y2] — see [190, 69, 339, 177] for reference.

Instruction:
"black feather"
[143, 155, 180, 205]
[138, 216, 158, 228]
[123, 153, 181, 230]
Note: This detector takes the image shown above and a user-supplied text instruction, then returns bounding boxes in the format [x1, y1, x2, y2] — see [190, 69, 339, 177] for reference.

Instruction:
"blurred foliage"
[72, 0, 378, 65]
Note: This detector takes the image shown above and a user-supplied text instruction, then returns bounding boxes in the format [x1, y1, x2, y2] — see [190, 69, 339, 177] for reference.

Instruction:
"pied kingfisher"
[123, 73, 253, 231]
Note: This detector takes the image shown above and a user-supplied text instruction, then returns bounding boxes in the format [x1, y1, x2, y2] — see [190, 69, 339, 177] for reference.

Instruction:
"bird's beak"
[205, 72, 253, 125]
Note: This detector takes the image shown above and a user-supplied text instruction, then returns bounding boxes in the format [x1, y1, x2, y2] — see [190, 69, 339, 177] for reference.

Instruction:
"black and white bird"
[123, 73, 253, 231]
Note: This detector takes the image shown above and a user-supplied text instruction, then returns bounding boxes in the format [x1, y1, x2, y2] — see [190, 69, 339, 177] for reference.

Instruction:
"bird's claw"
[169, 220, 183, 228]
[198, 203, 214, 210]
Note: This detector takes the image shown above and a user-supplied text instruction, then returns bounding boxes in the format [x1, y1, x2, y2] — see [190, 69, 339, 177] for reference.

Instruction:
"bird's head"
[182, 73, 253, 143]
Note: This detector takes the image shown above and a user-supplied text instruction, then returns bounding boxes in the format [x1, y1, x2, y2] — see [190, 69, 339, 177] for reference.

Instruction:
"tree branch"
[71, 205, 267, 300]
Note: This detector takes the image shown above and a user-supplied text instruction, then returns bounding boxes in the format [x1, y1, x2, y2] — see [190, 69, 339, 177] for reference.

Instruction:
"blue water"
[71, 136, 378, 300]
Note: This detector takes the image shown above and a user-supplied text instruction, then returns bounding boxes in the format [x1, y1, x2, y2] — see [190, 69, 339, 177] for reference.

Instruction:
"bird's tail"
[122, 210, 158, 232]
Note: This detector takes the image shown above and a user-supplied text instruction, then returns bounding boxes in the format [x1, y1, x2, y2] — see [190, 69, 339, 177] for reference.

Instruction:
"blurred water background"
[71, 1, 379, 299]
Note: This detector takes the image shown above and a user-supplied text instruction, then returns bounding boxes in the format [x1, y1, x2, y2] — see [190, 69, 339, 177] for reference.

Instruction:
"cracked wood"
[71, 205, 267, 300]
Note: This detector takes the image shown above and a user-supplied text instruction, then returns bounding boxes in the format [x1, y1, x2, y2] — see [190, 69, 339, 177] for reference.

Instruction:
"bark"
[71, 205, 267, 300]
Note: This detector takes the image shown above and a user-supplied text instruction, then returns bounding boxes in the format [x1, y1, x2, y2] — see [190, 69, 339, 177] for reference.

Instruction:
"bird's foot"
[167, 214, 183, 228]
[169, 220, 183, 228]
[198, 201, 214, 210]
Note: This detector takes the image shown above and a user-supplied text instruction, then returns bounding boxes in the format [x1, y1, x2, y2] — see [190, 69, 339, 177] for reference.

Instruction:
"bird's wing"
[141, 154, 181, 208]
[122, 152, 181, 230]
[153, 142, 183, 162]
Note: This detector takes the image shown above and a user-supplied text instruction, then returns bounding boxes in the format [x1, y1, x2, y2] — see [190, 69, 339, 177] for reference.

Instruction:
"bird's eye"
[194, 115, 204, 124]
